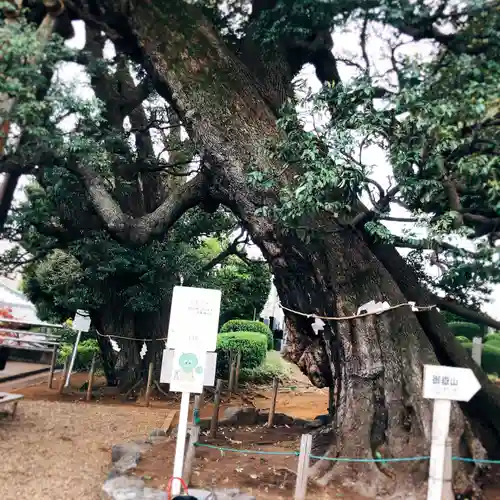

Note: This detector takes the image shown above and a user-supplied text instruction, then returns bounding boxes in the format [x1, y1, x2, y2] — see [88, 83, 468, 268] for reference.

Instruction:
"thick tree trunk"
[92, 292, 171, 392]
[74, 1, 499, 495]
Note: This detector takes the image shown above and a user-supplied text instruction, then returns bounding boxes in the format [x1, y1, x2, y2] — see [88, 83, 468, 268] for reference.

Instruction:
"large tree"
[0, 19, 270, 387]
[1, 0, 500, 496]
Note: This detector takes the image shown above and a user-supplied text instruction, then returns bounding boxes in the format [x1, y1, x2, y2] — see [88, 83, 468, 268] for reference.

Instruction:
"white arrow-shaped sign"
[423, 364, 481, 402]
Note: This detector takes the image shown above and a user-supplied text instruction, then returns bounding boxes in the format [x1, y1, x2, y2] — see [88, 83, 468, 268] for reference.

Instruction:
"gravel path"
[0, 400, 171, 500]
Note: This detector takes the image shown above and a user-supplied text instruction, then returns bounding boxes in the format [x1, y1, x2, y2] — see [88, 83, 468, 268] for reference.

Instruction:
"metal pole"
[64, 329, 81, 388]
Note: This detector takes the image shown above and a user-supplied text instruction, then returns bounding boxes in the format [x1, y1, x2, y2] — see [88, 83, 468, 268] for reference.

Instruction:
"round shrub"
[448, 321, 482, 340]
[455, 336, 470, 343]
[216, 332, 267, 376]
[460, 341, 500, 375]
[220, 319, 273, 349]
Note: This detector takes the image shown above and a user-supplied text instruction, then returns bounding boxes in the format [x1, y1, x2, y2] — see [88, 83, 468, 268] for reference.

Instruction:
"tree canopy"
[1, 0, 499, 494]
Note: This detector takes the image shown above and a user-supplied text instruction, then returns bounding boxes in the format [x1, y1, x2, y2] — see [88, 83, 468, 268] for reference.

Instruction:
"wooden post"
[145, 361, 154, 407]
[442, 437, 454, 500]
[472, 337, 483, 367]
[193, 390, 203, 424]
[228, 351, 235, 395]
[268, 377, 279, 427]
[294, 434, 312, 500]
[234, 351, 241, 394]
[58, 358, 68, 394]
[210, 379, 223, 438]
[183, 424, 200, 485]
[47, 344, 58, 389]
[86, 353, 97, 402]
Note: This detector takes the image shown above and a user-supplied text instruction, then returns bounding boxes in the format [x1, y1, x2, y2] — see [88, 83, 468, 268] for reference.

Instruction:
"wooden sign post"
[160, 286, 221, 496]
[423, 364, 481, 500]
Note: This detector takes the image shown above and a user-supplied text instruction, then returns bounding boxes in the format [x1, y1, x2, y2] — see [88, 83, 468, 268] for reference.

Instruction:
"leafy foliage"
[216, 331, 267, 376]
[448, 321, 484, 340]
[247, 0, 500, 308]
[220, 319, 273, 349]
[459, 338, 500, 375]
[58, 339, 99, 371]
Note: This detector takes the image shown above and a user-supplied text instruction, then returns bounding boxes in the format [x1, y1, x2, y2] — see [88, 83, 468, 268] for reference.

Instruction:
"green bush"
[448, 321, 482, 340]
[58, 339, 99, 371]
[455, 336, 470, 343]
[216, 332, 267, 376]
[485, 332, 500, 347]
[460, 340, 500, 375]
[220, 319, 273, 349]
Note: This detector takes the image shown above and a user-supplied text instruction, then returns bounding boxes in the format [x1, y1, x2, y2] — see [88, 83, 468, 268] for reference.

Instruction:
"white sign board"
[168, 349, 206, 394]
[160, 348, 217, 387]
[423, 364, 481, 402]
[72, 309, 91, 332]
[167, 286, 221, 352]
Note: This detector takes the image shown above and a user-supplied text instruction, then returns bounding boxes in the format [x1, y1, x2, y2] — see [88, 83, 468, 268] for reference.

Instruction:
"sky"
[1, 18, 499, 320]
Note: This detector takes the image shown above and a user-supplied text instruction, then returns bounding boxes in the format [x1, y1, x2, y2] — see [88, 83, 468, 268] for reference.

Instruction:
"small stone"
[222, 407, 259, 426]
[112, 442, 151, 463]
[149, 428, 169, 437]
[102, 476, 145, 500]
[112, 451, 141, 474]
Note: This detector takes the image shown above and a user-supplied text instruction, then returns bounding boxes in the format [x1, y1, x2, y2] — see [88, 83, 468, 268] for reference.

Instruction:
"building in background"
[0, 277, 42, 323]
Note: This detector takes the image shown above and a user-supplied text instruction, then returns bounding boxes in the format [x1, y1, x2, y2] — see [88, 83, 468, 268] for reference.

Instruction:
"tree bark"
[67, 1, 500, 494]
[91, 293, 171, 391]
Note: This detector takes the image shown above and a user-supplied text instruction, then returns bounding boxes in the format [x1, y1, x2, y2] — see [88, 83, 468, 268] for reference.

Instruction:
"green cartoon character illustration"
[175, 352, 204, 381]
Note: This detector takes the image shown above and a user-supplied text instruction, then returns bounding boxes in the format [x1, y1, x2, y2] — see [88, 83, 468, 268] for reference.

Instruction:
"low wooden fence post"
[145, 361, 154, 407]
[228, 351, 236, 396]
[86, 353, 97, 402]
[210, 379, 223, 438]
[47, 345, 58, 389]
[472, 337, 483, 367]
[442, 437, 454, 500]
[294, 433, 312, 500]
[58, 358, 68, 394]
[234, 351, 241, 393]
[193, 390, 203, 424]
[268, 378, 279, 427]
[183, 424, 200, 485]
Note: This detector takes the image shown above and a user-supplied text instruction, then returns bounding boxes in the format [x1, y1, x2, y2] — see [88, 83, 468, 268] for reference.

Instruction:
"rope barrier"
[194, 442, 500, 464]
[309, 454, 430, 463]
[279, 301, 437, 321]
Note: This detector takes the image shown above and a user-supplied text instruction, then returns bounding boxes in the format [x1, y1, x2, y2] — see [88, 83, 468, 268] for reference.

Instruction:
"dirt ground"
[0, 398, 173, 500]
[1, 370, 499, 499]
[135, 423, 369, 500]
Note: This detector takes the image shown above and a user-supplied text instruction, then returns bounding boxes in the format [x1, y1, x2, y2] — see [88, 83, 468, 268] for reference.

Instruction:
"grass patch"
[239, 350, 293, 384]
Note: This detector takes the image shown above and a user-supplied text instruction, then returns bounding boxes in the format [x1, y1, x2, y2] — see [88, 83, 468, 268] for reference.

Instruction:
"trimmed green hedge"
[458, 339, 500, 375]
[448, 321, 482, 340]
[485, 332, 500, 347]
[58, 339, 99, 371]
[216, 332, 267, 376]
[220, 319, 273, 350]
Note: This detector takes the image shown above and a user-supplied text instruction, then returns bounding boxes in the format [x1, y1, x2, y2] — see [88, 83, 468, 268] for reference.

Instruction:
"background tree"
[1, 0, 500, 495]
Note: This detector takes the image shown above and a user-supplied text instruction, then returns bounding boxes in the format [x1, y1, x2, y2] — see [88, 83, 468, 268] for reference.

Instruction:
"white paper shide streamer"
[110, 338, 121, 352]
[140, 342, 147, 359]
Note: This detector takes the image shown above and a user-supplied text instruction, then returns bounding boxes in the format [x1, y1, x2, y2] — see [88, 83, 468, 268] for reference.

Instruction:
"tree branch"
[434, 295, 500, 330]
[67, 161, 208, 245]
[200, 231, 248, 272]
[120, 76, 153, 117]
[393, 236, 475, 256]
